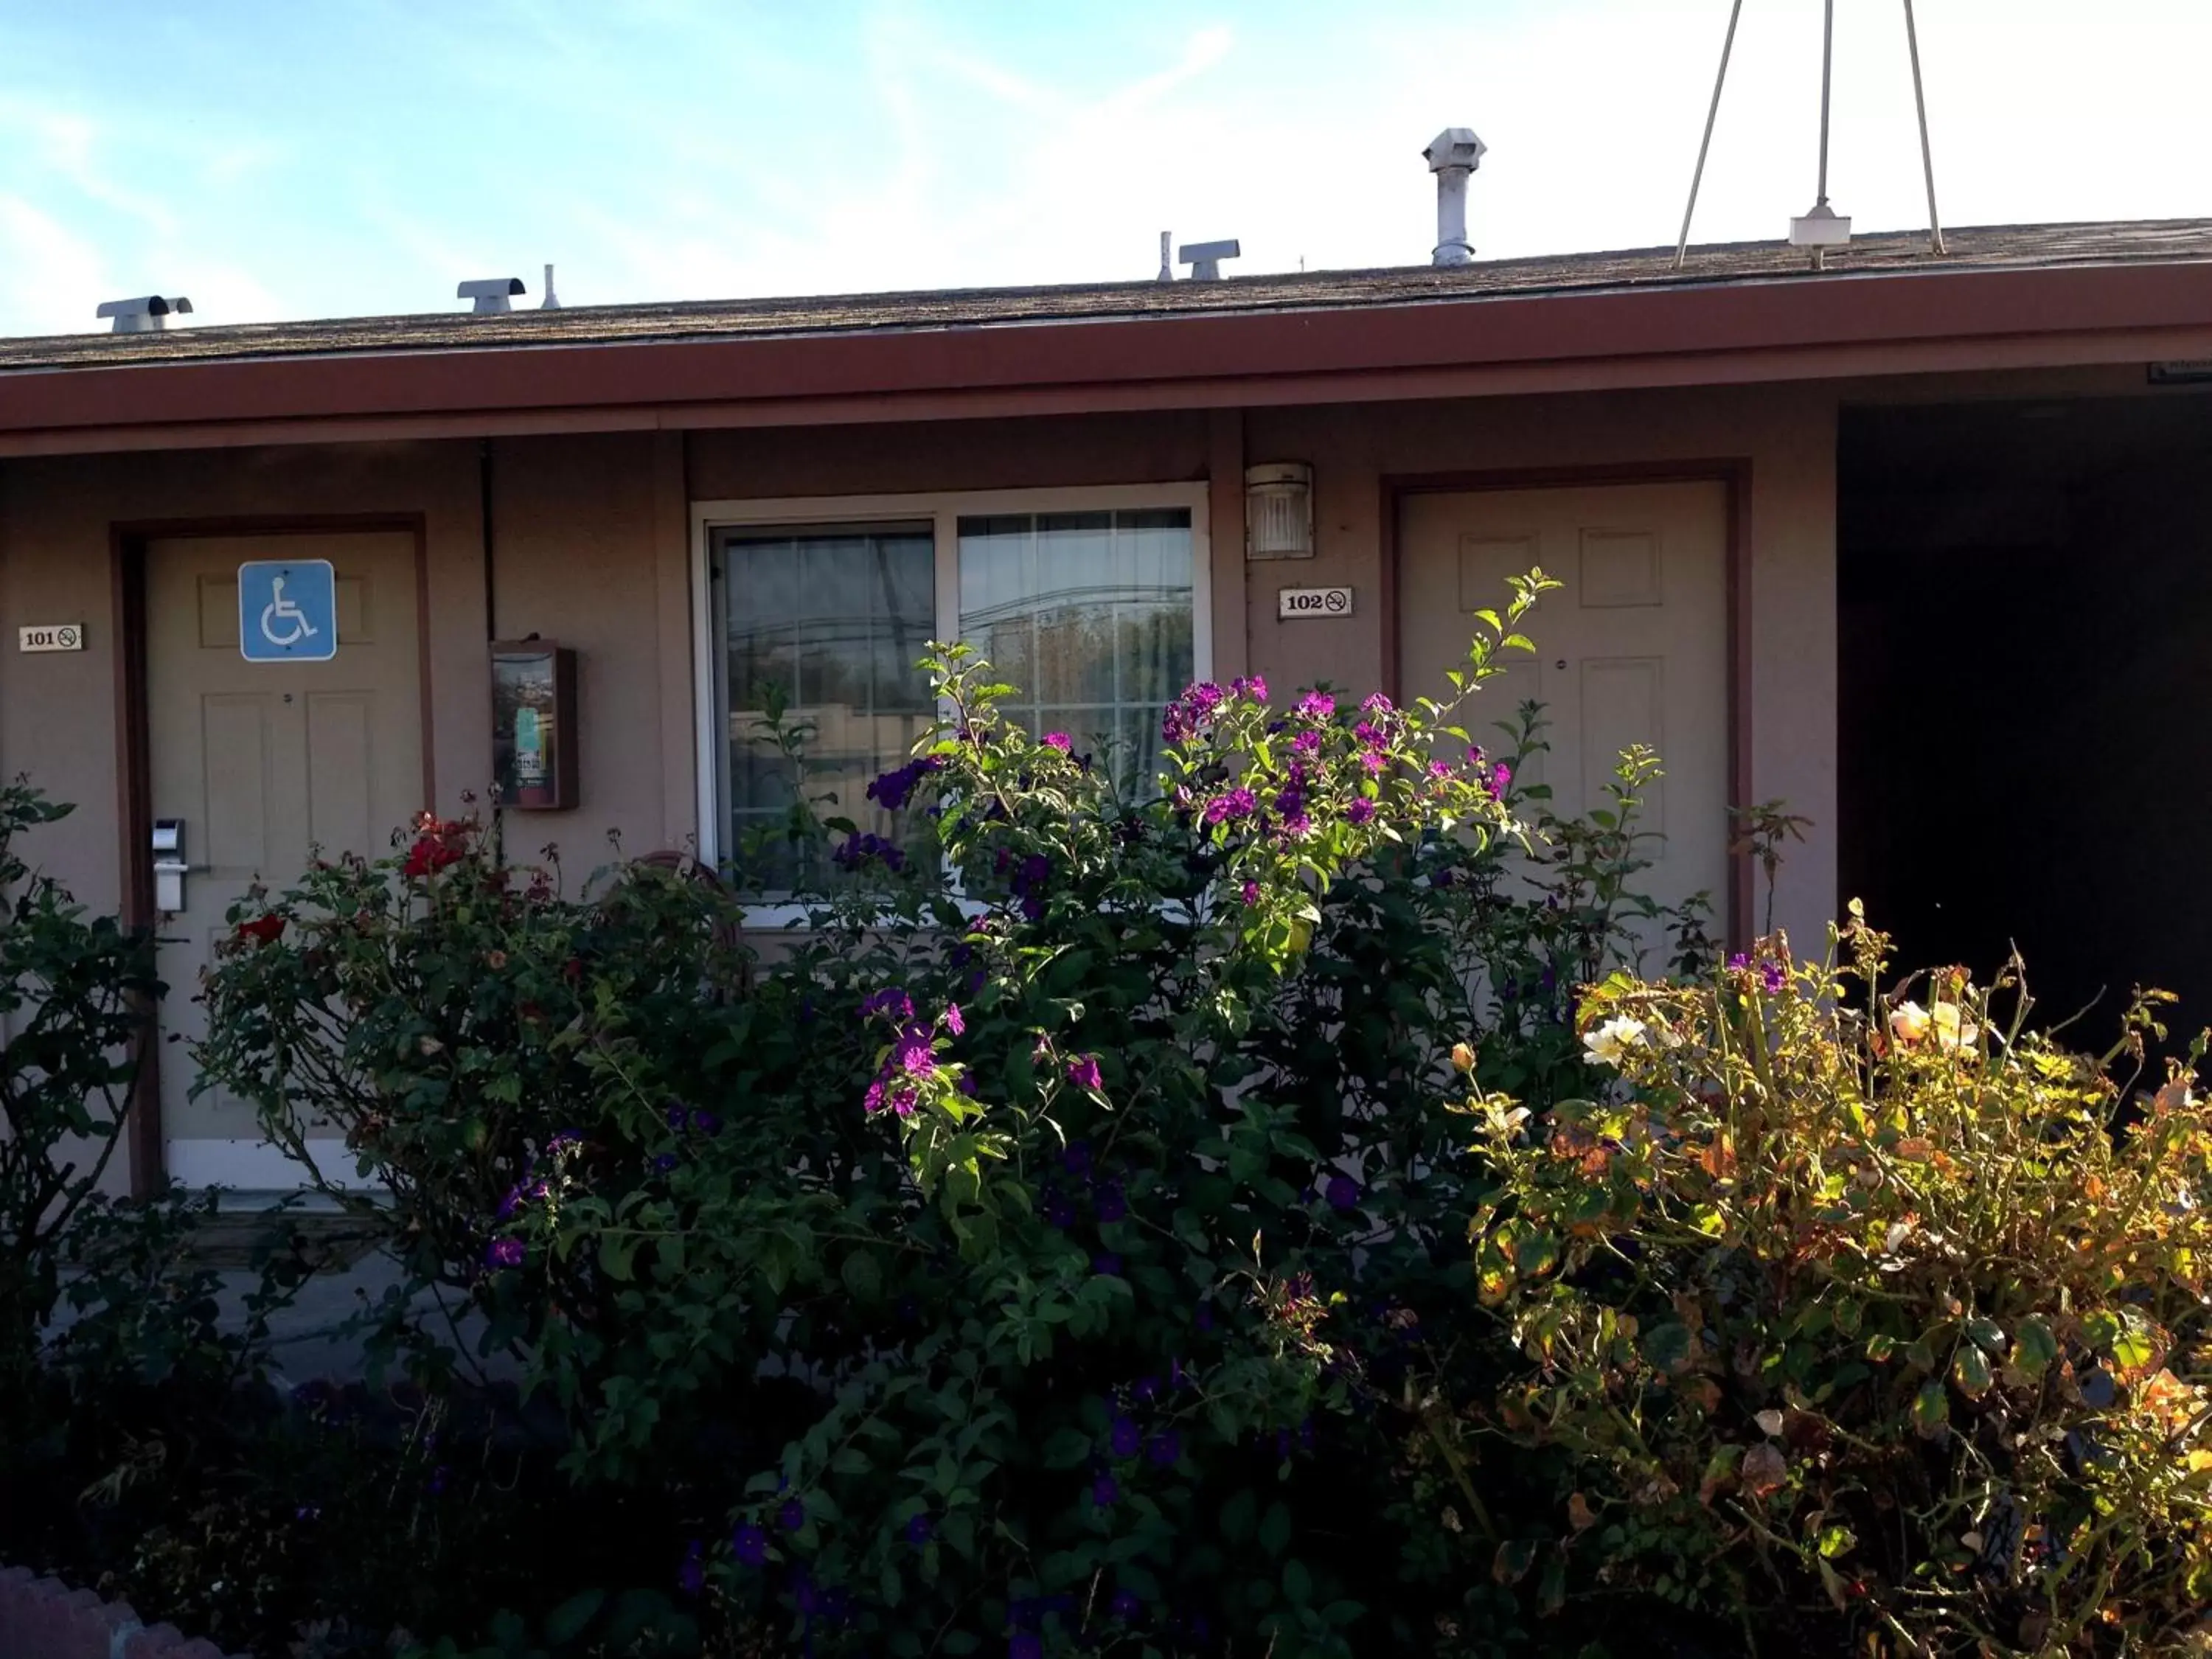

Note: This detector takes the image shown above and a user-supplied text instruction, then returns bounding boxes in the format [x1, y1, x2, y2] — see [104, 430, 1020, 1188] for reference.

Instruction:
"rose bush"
[1453, 913, 2212, 1656]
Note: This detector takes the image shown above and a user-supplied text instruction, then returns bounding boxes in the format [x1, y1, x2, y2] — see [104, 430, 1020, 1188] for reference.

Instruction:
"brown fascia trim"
[2, 259, 2211, 455]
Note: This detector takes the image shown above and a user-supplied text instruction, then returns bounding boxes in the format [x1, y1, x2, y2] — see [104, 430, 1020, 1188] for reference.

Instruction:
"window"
[696, 487, 1208, 883]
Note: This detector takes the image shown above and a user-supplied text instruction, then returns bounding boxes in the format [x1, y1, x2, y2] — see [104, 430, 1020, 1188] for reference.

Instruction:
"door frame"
[111, 512, 435, 1196]
[1379, 460, 1753, 948]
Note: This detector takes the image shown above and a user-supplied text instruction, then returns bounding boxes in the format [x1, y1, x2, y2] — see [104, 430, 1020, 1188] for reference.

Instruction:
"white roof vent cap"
[1178, 239, 1240, 280]
[1424, 127, 1486, 267]
[458, 276, 526, 314]
[96, 295, 192, 334]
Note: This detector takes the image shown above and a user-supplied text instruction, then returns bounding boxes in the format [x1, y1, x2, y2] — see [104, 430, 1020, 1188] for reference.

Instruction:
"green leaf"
[1041, 1428, 1092, 1470]
[840, 1251, 882, 1302]
[1492, 1540, 1538, 1586]
[1912, 1380, 1950, 1439]
[1220, 1487, 1257, 1543]
[1952, 1346, 1992, 1400]
[2010, 1315, 2059, 1380]
[1259, 1500, 1292, 1558]
[1282, 1559, 1312, 1607]
[1640, 1322, 1693, 1374]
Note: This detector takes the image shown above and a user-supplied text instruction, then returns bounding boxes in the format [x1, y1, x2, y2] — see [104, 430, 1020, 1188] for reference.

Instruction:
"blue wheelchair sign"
[237, 559, 338, 663]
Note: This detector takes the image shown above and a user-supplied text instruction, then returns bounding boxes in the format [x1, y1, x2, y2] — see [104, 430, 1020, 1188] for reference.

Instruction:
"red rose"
[403, 836, 464, 879]
[234, 914, 286, 946]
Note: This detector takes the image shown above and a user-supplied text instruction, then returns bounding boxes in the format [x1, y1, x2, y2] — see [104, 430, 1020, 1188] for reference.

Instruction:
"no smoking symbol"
[1322, 591, 1348, 613]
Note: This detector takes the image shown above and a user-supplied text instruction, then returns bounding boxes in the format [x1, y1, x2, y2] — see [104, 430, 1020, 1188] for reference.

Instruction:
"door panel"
[147, 532, 423, 1189]
[1400, 481, 1730, 945]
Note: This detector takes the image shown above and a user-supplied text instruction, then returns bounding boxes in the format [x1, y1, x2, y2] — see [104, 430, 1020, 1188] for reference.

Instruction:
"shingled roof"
[4, 219, 2209, 375]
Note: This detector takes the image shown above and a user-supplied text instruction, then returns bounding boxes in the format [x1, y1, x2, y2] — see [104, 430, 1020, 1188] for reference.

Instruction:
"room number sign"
[18, 624, 84, 653]
[1277, 585, 1352, 619]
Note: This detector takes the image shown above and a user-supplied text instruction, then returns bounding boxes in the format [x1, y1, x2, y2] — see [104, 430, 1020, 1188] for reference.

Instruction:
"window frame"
[690, 482, 1214, 905]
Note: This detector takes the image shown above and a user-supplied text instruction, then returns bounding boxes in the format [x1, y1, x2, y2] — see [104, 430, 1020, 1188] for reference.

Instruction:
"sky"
[0, 0, 2205, 338]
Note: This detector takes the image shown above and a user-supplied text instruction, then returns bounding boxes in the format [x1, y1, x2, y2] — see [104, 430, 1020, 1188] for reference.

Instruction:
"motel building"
[4, 159, 2212, 1197]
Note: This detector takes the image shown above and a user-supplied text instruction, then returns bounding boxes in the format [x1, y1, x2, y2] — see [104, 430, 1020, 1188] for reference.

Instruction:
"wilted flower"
[1891, 998, 1977, 1050]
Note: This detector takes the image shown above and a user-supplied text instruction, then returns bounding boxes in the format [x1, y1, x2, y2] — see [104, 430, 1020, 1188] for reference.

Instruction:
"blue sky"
[0, 0, 2205, 336]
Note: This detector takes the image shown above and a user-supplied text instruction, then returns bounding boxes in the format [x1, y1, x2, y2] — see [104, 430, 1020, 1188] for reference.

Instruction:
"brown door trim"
[1380, 460, 1755, 950]
[112, 512, 434, 1193]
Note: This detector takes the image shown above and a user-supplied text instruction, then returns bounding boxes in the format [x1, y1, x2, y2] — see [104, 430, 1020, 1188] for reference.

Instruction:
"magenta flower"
[1068, 1054, 1104, 1091]
[1295, 691, 1335, 720]
[1280, 812, 1312, 839]
[1346, 799, 1377, 826]
[1203, 787, 1259, 825]
[1241, 880, 1262, 906]
[1492, 762, 1513, 793]
[1761, 959, 1788, 995]
[1727, 952, 1750, 972]
[1362, 693, 1394, 714]
[1042, 732, 1072, 753]
[863, 987, 915, 1023]
[944, 1003, 965, 1036]
[484, 1237, 525, 1270]
[1293, 728, 1321, 754]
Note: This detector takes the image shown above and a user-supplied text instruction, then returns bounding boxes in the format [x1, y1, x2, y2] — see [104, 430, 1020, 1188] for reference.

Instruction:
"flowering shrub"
[1456, 914, 2212, 1655]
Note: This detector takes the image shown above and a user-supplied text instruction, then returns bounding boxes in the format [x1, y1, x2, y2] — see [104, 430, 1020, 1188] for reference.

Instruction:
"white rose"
[1582, 1015, 1649, 1067]
[1929, 1000, 1978, 1050]
[1889, 1001, 1930, 1044]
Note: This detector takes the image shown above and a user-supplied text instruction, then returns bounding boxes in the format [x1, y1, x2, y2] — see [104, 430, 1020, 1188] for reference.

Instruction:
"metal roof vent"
[95, 296, 192, 334]
[1425, 128, 1486, 267]
[1178, 239, 1240, 280]
[458, 277, 526, 314]
[539, 263, 561, 310]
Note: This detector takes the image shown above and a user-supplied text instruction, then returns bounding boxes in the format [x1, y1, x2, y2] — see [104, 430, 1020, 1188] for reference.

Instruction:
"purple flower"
[496, 1185, 526, 1220]
[689, 1108, 722, 1135]
[1233, 674, 1269, 703]
[1043, 1189, 1077, 1229]
[1110, 1590, 1143, 1621]
[1092, 1472, 1120, 1508]
[678, 1540, 705, 1596]
[1068, 1054, 1104, 1092]
[1109, 1415, 1142, 1458]
[1296, 691, 1335, 720]
[866, 755, 942, 813]
[485, 1237, 525, 1270]
[1133, 1375, 1160, 1402]
[832, 832, 905, 873]
[653, 1152, 678, 1173]
[1062, 1141, 1093, 1176]
[888, 1084, 919, 1118]
[1727, 952, 1750, 972]
[1093, 1180, 1127, 1224]
[894, 1029, 936, 1076]
[1492, 762, 1513, 793]
[1428, 759, 1453, 779]
[944, 1003, 965, 1036]
[1093, 1253, 1124, 1277]
[1363, 693, 1394, 714]
[1203, 787, 1258, 825]
[905, 1513, 933, 1545]
[956, 1071, 978, 1097]
[666, 1104, 689, 1130]
[863, 987, 916, 1023]
[1360, 751, 1388, 773]
[1241, 880, 1262, 907]
[1010, 1635, 1043, 1659]
[863, 1078, 886, 1115]
[1195, 1300, 1216, 1332]
[1345, 799, 1377, 826]
[1761, 959, 1788, 995]
[1353, 720, 1382, 748]
[1146, 1430, 1181, 1467]
[1042, 732, 1072, 753]
[1281, 813, 1312, 840]
[732, 1523, 768, 1566]
[779, 1498, 807, 1532]
[1293, 728, 1321, 754]
[1325, 1174, 1360, 1212]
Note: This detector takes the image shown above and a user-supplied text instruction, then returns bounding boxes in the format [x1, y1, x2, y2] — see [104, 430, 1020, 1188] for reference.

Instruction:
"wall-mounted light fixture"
[1245, 462, 1314, 560]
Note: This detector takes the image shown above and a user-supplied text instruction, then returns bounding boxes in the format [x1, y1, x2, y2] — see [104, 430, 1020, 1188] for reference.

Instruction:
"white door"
[1399, 481, 1731, 946]
[147, 532, 425, 1192]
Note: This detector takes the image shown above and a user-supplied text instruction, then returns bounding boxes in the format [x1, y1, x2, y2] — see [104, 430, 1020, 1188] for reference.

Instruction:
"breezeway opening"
[1838, 389, 2212, 1046]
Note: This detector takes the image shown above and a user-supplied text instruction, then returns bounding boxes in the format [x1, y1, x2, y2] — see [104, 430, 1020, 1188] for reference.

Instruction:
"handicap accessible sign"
[238, 559, 338, 662]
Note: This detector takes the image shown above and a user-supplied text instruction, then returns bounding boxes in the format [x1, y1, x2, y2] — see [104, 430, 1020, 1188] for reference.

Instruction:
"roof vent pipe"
[458, 277, 526, 314]
[96, 296, 192, 334]
[540, 263, 561, 310]
[1424, 128, 1486, 266]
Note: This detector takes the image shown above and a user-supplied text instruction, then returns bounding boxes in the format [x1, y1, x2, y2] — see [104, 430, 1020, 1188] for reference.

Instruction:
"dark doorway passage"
[1839, 391, 2212, 1046]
